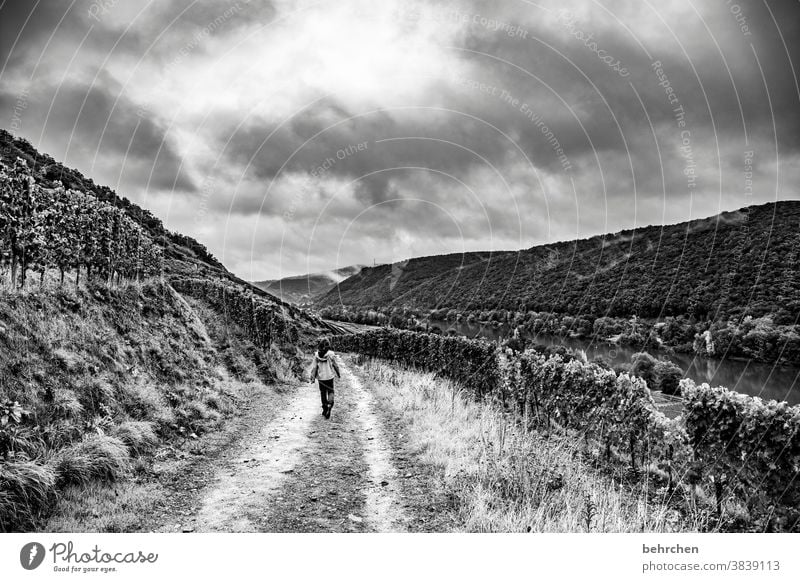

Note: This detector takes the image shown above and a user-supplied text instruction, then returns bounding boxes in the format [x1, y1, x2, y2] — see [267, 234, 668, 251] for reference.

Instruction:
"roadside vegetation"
[337, 329, 800, 532]
[354, 357, 692, 532]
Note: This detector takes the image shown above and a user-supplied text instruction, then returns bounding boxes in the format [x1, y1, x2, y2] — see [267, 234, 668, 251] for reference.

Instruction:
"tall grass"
[0, 461, 57, 532]
[53, 435, 130, 488]
[355, 357, 694, 532]
[111, 421, 158, 456]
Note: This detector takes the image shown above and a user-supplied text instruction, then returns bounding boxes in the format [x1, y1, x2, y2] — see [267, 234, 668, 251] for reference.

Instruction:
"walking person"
[310, 338, 340, 419]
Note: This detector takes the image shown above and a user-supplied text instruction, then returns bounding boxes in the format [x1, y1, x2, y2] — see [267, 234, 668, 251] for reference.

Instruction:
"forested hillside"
[319, 203, 800, 323]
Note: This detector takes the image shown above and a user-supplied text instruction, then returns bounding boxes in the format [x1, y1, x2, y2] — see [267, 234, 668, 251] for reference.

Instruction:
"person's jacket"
[313, 350, 340, 381]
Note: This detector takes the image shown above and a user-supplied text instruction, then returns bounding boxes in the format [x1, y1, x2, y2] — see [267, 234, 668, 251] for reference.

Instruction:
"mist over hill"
[253, 265, 367, 305]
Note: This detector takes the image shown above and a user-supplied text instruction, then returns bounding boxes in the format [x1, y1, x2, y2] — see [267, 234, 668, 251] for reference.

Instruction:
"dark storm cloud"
[215, 0, 800, 219]
[0, 0, 144, 73]
[744, 0, 800, 151]
[455, 0, 800, 153]
[2, 0, 799, 281]
[219, 99, 526, 208]
[217, 79, 633, 216]
[1, 0, 74, 70]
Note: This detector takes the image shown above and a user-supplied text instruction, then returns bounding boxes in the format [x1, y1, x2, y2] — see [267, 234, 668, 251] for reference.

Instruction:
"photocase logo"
[20, 542, 46, 570]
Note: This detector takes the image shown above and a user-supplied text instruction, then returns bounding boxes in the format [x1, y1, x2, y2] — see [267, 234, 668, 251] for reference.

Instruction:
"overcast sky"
[2, 0, 799, 280]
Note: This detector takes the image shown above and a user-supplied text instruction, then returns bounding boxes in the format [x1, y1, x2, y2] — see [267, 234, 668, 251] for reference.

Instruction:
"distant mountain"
[317, 202, 800, 322]
[253, 265, 367, 305]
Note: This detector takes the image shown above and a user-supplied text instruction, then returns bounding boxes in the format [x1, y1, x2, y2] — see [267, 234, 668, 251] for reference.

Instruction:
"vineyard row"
[171, 278, 302, 347]
[334, 328, 800, 528]
[0, 157, 164, 288]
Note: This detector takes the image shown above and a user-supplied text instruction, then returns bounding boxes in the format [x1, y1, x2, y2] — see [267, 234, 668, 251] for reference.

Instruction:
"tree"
[630, 352, 658, 389]
[654, 360, 683, 395]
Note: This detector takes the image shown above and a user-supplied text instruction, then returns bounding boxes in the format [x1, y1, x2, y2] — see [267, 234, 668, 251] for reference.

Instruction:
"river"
[428, 319, 800, 406]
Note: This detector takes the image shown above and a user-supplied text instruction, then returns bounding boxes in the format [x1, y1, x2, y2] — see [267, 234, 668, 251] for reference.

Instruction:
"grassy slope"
[0, 277, 306, 532]
[41, 292, 299, 533]
[319, 202, 800, 320]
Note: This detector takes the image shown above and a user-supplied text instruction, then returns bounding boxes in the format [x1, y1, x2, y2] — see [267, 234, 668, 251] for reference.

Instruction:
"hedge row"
[334, 328, 500, 396]
[510, 351, 686, 471]
[336, 328, 800, 526]
[171, 278, 299, 347]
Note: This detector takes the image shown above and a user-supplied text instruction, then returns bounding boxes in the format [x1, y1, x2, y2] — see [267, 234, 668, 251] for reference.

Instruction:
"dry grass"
[355, 357, 695, 533]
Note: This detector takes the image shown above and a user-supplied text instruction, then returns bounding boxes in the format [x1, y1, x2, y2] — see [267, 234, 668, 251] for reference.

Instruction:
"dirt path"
[172, 358, 416, 532]
[192, 381, 320, 532]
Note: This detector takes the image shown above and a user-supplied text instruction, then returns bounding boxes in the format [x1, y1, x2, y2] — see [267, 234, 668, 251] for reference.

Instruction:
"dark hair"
[318, 338, 331, 357]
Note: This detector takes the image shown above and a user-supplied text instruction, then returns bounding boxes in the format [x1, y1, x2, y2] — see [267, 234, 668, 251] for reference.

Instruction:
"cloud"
[0, 74, 196, 192]
[1, 0, 798, 280]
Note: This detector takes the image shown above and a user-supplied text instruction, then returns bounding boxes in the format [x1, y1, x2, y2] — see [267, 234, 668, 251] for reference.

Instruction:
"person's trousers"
[318, 378, 335, 412]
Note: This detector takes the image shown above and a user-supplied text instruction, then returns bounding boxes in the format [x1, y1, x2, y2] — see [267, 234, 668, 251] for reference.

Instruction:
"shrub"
[682, 380, 800, 512]
[41, 420, 82, 450]
[117, 382, 170, 422]
[174, 400, 221, 435]
[51, 388, 84, 420]
[654, 360, 683, 395]
[334, 328, 500, 397]
[75, 379, 115, 416]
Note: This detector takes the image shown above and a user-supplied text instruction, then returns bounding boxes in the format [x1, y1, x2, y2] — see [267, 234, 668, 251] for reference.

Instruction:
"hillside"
[0, 130, 224, 279]
[0, 130, 340, 331]
[253, 264, 366, 305]
[318, 202, 800, 322]
[0, 134, 347, 532]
